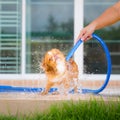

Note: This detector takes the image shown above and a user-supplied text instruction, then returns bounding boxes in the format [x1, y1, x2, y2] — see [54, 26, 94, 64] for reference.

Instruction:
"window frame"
[0, 0, 119, 81]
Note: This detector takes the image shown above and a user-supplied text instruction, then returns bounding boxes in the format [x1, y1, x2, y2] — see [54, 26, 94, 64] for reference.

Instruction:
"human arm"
[77, 1, 120, 41]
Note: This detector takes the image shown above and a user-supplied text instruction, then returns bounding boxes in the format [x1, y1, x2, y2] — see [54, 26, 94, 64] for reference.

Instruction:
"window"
[0, 0, 22, 74]
[84, 0, 120, 74]
[0, 0, 119, 80]
[26, 0, 74, 73]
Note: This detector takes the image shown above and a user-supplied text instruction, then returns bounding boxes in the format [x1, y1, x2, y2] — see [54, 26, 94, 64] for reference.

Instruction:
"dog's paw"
[38, 90, 48, 95]
[51, 91, 60, 95]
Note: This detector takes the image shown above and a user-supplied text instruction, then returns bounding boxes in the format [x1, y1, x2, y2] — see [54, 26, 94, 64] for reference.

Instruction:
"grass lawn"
[0, 98, 120, 120]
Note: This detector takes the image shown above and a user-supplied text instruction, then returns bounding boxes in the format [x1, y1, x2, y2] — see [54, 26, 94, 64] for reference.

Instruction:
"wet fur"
[41, 48, 79, 94]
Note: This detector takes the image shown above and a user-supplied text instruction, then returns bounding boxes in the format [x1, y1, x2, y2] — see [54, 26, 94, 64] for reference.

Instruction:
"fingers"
[76, 31, 92, 43]
[77, 29, 86, 41]
[75, 29, 85, 43]
[81, 33, 92, 42]
[75, 23, 96, 43]
[76, 28, 93, 43]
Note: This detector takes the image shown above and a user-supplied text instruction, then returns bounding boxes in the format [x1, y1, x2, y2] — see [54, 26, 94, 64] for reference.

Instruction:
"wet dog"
[41, 48, 79, 95]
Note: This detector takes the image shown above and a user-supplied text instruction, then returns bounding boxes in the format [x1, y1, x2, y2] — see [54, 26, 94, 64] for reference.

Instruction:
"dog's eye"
[49, 57, 52, 61]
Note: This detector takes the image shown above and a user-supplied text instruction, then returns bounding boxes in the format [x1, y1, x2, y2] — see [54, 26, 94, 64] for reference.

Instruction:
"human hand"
[76, 23, 96, 42]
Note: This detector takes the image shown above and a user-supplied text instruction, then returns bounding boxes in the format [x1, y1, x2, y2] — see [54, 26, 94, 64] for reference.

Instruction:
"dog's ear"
[41, 57, 50, 72]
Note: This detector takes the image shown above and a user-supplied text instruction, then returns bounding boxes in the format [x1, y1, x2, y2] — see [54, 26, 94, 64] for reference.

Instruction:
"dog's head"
[41, 49, 66, 75]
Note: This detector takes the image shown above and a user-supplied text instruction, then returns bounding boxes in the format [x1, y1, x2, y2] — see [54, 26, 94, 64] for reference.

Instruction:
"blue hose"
[0, 85, 57, 93]
[66, 40, 83, 61]
[66, 33, 112, 94]
[0, 34, 111, 94]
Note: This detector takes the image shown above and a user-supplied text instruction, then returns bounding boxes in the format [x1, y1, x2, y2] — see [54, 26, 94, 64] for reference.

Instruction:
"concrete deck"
[0, 89, 120, 116]
[0, 80, 120, 115]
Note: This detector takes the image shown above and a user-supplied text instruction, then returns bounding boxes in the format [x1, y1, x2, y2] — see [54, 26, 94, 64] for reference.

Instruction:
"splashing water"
[27, 45, 84, 95]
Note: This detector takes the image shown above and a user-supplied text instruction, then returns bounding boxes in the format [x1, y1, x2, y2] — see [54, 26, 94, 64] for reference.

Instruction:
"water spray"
[0, 34, 111, 94]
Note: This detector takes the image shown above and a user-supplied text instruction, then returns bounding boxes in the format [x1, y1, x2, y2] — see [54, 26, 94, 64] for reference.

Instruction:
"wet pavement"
[0, 87, 120, 115]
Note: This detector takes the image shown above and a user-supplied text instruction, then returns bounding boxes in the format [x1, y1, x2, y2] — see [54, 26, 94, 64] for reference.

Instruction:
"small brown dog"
[41, 48, 79, 94]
